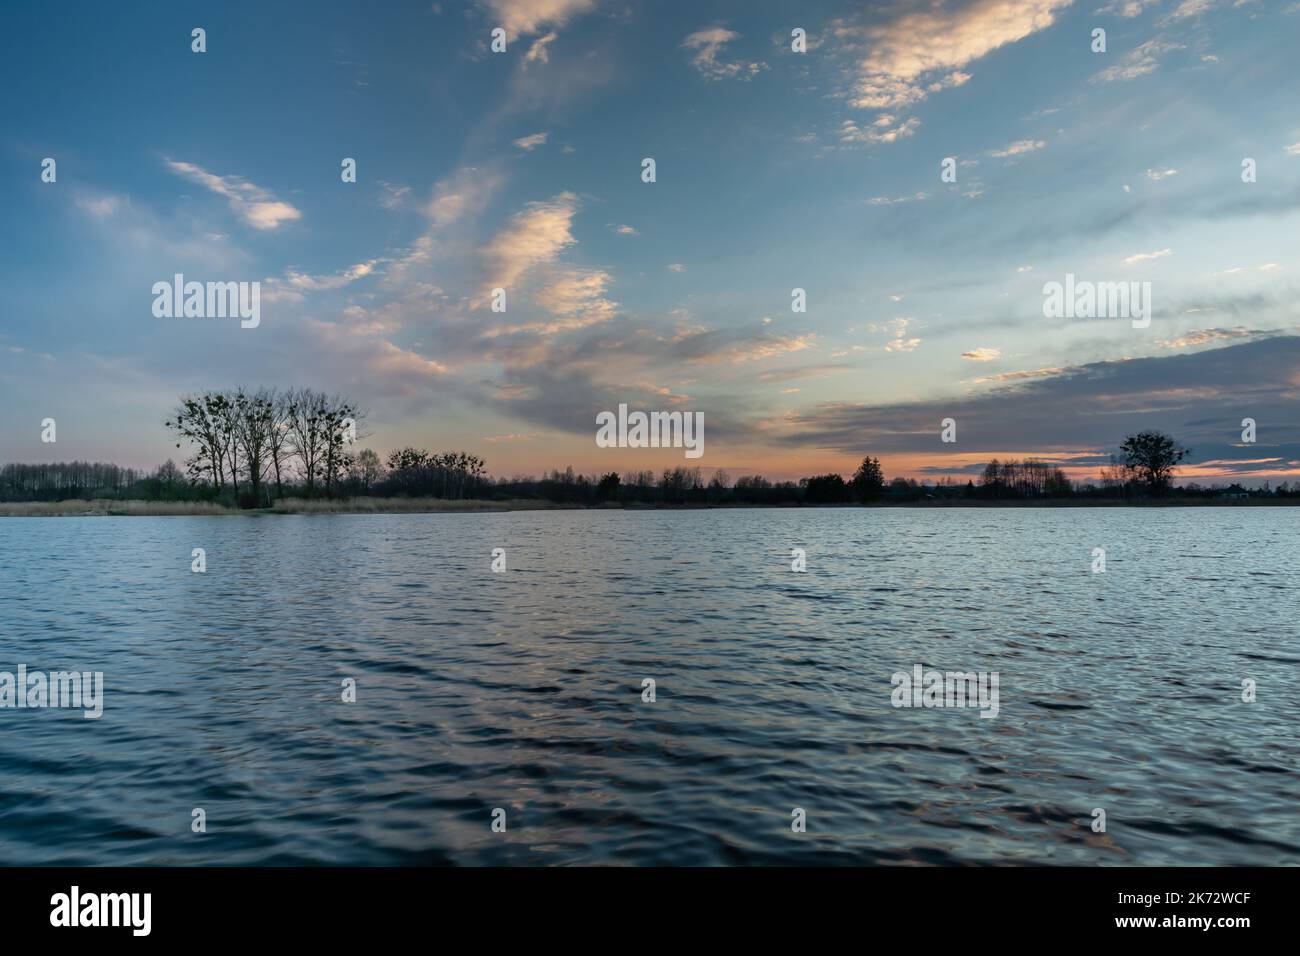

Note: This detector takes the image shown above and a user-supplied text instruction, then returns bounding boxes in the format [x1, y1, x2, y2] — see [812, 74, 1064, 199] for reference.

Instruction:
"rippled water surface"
[1, 508, 1297, 865]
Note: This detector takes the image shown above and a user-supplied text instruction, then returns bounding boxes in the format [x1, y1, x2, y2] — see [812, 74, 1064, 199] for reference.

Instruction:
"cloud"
[872, 317, 922, 352]
[988, 138, 1045, 158]
[1124, 247, 1173, 264]
[533, 270, 618, 327]
[512, 267, 618, 335]
[487, 268, 619, 336]
[971, 365, 1065, 383]
[425, 184, 474, 231]
[1094, 36, 1184, 82]
[772, 336, 1300, 478]
[754, 363, 852, 383]
[962, 347, 1002, 360]
[525, 31, 558, 63]
[75, 193, 127, 218]
[682, 27, 767, 80]
[1097, 0, 1159, 15]
[1155, 326, 1262, 349]
[840, 0, 1071, 110]
[667, 263, 686, 272]
[279, 259, 385, 293]
[379, 166, 504, 287]
[1166, 0, 1215, 20]
[294, 318, 451, 397]
[378, 181, 411, 209]
[481, 191, 579, 293]
[669, 329, 815, 365]
[868, 191, 930, 204]
[164, 159, 302, 231]
[481, 0, 597, 40]
[1146, 167, 1178, 180]
[513, 131, 550, 151]
[467, 192, 620, 337]
[840, 115, 921, 145]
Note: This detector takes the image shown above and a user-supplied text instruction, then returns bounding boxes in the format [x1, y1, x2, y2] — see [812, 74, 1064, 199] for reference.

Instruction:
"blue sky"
[2, 0, 1299, 483]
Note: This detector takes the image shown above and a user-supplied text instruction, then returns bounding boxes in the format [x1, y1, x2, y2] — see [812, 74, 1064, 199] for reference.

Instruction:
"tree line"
[4, 423, 1294, 506]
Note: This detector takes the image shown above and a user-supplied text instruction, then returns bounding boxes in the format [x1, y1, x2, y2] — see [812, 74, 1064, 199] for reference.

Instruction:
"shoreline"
[1, 496, 1296, 516]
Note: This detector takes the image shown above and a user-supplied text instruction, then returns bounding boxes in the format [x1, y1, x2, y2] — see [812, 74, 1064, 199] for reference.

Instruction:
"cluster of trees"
[167, 388, 363, 506]
[980, 459, 1074, 498]
[379, 448, 487, 499]
[0, 459, 196, 503]
[801, 456, 886, 503]
[955, 432, 1192, 500]
[1, 461, 156, 501]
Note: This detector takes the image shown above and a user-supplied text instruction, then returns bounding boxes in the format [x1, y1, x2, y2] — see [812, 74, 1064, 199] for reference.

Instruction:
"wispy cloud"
[672, 329, 815, 365]
[872, 317, 921, 353]
[1124, 247, 1173, 264]
[988, 138, 1046, 158]
[378, 181, 411, 209]
[75, 193, 128, 219]
[1094, 36, 1184, 82]
[682, 27, 767, 80]
[971, 365, 1065, 384]
[1155, 326, 1260, 349]
[513, 131, 549, 151]
[280, 259, 385, 294]
[525, 31, 558, 63]
[165, 159, 302, 231]
[868, 191, 930, 204]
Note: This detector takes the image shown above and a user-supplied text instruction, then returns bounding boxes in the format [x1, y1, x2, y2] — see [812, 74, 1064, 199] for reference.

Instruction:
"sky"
[2, 0, 1299, 485]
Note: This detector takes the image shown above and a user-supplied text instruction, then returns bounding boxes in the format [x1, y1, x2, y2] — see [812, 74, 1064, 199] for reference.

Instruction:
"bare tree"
[168, 391, 233, 491]
[233, 388, 277, 505]
[267, 388, 293, 499]
[284, 388, 328, 495]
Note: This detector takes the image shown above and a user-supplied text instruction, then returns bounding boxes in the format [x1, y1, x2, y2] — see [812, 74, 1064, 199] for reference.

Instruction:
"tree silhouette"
[850, 456, 885, 501]
[1120, 430, 1190, 494]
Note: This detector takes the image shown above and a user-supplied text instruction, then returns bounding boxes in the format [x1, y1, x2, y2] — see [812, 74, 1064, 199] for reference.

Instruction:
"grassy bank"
[0, 499, 242, 517]
[0, 497, 566, 516]
[1, 496, 1295, 516]
[268, 496, 564, 514]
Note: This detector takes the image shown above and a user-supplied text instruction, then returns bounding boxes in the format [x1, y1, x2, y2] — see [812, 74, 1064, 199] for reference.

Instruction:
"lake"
[1, 508, 1296, 865]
